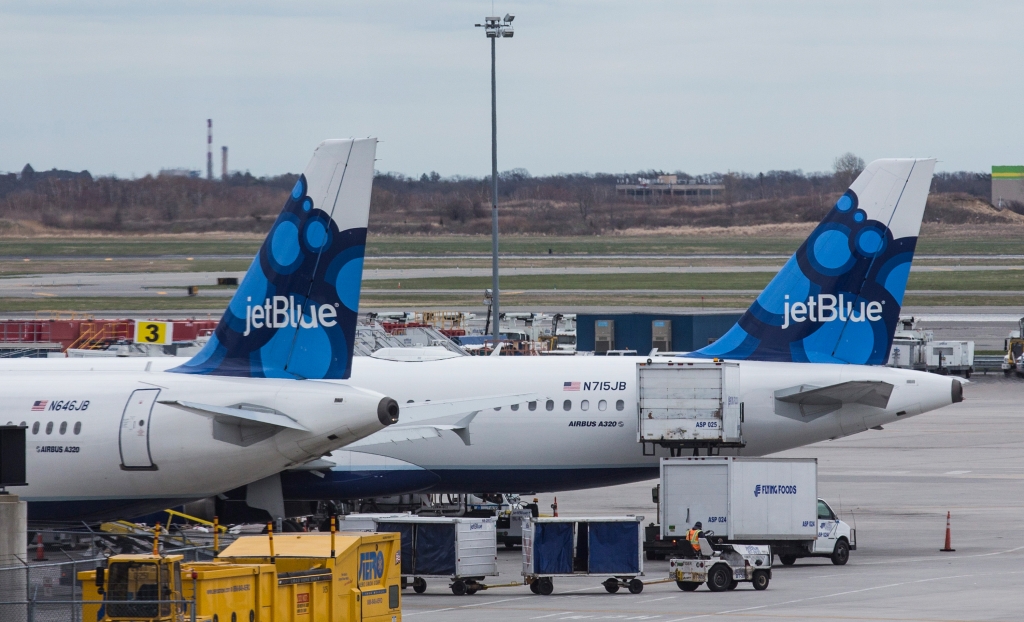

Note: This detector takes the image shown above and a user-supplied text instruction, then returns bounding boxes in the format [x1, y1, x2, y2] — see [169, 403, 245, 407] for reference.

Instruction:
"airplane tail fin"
[171, 138, 377, 379]
[692, 158, 936, 365]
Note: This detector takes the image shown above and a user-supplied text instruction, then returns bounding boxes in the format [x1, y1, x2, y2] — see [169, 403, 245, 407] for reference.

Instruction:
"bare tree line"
[0, 157, 1003, 235]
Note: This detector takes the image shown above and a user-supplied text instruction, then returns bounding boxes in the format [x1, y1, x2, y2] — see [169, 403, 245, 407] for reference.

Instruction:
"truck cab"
[82, 554, 184, 622]
[778, 499, 855, 566]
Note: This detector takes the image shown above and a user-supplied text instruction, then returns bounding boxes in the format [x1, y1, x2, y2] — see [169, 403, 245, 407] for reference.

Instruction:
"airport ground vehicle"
[79, 532, 401, 622]
[669, 540, 771, 592]
[522, 516, 645, 595]
[1004, 318, 1024, 377]
[342, 515, 497, 595]
[646, 458, 855, 565]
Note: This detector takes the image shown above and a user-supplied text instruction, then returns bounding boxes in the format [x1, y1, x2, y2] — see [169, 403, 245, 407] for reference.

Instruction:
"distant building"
[991, 166, 1024, 207]
[159, 168, 202, 179]
[616, 177, 724, 202]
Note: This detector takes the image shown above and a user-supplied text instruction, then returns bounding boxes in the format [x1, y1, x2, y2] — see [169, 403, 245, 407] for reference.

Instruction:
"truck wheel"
[727, 580, 738, 590]
[752, 570, 769, 591]
[628, 578, 644, 594]
[538, 578, 554, 596]
[676, 581, 700, 592]
[831, 540, 850, 565]
[451, 580, 467, 596]
[413, 577, 427, 593]
[603, 579, 620, 593]
[706, 565, 732, 592]
[779, 555, 797, 566]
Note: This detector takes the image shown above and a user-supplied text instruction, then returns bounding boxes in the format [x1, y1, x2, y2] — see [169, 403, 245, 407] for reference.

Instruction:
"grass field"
[2, 231, 1024, 260]
[362, 269, 1024, 292]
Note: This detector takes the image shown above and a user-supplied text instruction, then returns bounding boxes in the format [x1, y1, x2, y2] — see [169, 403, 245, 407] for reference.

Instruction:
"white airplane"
[264, 158, 967, 505]
[3, 138, 405, 524]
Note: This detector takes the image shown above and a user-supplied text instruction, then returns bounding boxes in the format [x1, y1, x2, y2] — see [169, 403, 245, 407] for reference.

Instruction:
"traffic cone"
[35, 532, 46, 561]
[940, 511, 955, 552]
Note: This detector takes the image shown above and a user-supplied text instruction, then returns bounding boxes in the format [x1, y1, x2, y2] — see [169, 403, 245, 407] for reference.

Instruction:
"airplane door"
[119, 388, 159, 470]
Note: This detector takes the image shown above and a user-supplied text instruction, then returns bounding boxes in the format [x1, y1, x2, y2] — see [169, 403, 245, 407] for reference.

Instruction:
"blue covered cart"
[522, 516, 645, 595]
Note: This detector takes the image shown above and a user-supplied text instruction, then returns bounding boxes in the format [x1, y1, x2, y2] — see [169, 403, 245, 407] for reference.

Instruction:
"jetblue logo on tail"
[781, 295, 883, 330]
[243, 296, 339, 336]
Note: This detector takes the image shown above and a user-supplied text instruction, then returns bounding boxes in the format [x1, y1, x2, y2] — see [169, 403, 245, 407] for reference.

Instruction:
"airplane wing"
[158, 400, 310, 431]
[774, 381, 894, 421]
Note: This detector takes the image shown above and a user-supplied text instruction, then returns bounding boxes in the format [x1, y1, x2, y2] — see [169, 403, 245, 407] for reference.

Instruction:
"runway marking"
[404, 585, 607, 617]
[530, 613, 575, 619]
[646, 597, 677, 602]
[944, 470, 971, 475]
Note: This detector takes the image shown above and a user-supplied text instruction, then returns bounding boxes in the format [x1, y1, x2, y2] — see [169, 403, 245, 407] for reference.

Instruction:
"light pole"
[476, 13, 514, 346]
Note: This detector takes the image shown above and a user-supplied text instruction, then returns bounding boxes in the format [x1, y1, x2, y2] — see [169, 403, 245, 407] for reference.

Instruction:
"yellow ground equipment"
[79, 532, 401, 622]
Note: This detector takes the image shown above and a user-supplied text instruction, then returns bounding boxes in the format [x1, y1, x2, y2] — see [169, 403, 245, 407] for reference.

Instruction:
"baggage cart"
[522, 516, 644, 595]
[372, 516, 498, 595]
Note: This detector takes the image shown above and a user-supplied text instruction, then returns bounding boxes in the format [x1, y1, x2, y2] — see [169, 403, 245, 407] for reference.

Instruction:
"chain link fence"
[0, 545, 213, 622]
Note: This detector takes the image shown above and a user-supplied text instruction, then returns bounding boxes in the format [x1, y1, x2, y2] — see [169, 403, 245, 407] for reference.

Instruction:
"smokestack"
[221, 146, 228, 181]
[206, 119, 213, 180]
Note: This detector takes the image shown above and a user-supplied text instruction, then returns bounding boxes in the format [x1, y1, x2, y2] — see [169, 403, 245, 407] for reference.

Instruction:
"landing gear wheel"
[779, 555, 797, 566]
[831, 540, 850, 566]
[752, 570, 770, 591]
[412, 577, 427, 594]
[627, 578, 644, 594]
[676, 581, 700, 591]
[451, 580, 468, 596]
[538, 578, 554, 596]
[727, 580, 738, 590]
[603, 579, 619, 593]
[706, 565, 731, 592]
[529, 580, 540, 594]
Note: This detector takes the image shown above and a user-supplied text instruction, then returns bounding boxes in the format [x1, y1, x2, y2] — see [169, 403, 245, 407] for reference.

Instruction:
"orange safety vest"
[687, 529, 700, 551]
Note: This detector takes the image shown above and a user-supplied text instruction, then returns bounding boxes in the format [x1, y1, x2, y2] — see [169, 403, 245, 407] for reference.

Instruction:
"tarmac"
[402, 376, 1024, 621]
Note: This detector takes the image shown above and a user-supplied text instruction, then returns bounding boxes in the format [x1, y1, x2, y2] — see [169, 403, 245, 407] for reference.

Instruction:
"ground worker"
[686, 521, 705, 556]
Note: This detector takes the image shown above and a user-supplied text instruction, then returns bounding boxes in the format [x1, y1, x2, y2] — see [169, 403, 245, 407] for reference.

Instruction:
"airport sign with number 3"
[134, 321, 173, 345]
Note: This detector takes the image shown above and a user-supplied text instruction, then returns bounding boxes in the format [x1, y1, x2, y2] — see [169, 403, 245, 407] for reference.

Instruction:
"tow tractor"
[669, 536, 771, 592]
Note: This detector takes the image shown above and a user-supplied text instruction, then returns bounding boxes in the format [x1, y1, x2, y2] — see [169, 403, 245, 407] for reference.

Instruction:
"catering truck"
[645, 457, 855, 566]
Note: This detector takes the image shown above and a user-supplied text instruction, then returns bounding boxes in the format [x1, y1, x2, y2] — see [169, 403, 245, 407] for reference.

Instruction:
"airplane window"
[407, 400, 414, 403]
[494, 407, 501, 411]
[45, 422, 53, 435]
[4, 421, 10, 425]
[59, 422, 67, 435]
[32, 422, 39, 434]
[73, 422, 82, 435]
[546, 400, 554, 411]
[19, 421, 26, 428]
[528, 401, 537, 411]
[598, 400, 607, 411]
[511, 404, 519, 411]
[616, 400, 624, 411]
[563, 400, 571, 411]
[581, 400, 590, 411]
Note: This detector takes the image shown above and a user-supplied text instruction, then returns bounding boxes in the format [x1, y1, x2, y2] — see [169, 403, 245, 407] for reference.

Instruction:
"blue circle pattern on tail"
[693, 190, 915, 365]
[172, 175, 366, 379]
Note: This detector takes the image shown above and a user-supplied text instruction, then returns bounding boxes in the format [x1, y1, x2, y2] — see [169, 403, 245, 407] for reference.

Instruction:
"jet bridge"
[637, 361, 743, 455]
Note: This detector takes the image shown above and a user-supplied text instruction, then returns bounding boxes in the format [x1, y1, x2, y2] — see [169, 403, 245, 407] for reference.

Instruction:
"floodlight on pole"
[475, 13, 515, 347]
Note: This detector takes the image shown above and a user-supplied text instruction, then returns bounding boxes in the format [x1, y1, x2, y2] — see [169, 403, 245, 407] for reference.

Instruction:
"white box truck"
[648, 457, 855, 566]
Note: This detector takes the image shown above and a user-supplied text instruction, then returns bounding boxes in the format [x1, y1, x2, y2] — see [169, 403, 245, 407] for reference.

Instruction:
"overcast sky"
[2, 1, 1022, 178]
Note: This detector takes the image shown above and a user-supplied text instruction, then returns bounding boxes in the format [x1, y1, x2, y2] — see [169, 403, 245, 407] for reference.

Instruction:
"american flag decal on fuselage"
[563, 382, 580, 391]
[32, 400, 47, 411]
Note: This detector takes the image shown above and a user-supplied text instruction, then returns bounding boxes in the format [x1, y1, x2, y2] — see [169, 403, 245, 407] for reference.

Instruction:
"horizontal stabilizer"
[399, 393, 539, 424]
[348, 411, 480, 447]
[159, 400, 309, 431]
[774, 380, 893, 421]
